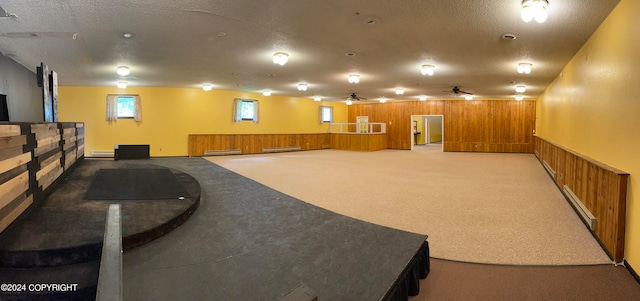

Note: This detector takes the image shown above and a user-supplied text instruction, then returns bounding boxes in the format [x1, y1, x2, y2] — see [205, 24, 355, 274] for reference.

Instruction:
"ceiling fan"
[446, 86, 473, 97]
[343, 92, 368, 101]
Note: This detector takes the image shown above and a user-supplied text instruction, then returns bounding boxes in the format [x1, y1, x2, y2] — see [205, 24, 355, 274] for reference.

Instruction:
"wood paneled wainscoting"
[188, 133, 331, 157]
[534, 136, 629, 262]
[347, 100, 536, 152]
[330, 133, 387, 151]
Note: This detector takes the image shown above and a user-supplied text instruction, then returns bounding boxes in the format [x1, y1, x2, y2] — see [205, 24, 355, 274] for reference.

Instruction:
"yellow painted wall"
[427, 116, 443, 143]
[536, 0, 640, 267]
[58, 86, 347, 157]
[412, 116, 425, 144]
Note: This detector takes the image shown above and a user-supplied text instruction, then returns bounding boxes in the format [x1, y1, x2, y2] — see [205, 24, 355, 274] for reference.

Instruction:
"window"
[106, 94, 141, 122]
[319, 106, 333, 123]
[233, 98, 259, 123]
[116, 96, 135, 118]
[240, 100, 255, 120]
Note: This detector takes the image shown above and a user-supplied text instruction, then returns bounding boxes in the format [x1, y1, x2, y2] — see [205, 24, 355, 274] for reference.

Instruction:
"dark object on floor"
[85, 168, 189, 200]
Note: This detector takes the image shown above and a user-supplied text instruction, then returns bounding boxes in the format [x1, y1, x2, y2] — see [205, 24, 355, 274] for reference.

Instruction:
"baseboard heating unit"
[541, 160, 556, 179]
[563, 185, 597, 231]
[263, 146, 301, 153]
[203, 149, 242, 156]
[91, 151, 115, 158]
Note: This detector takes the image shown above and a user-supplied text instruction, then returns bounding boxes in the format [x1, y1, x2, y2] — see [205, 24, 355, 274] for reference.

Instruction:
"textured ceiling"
[0, 0, 621, 102]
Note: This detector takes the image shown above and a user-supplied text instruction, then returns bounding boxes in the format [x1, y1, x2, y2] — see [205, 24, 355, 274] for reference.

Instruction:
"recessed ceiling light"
[395, 88, 404, 95]
[122, 32, 134, 39]
[367, 20, 377, 25]
[202, 83, 213, 91]
[262, 90, 272, 96]
[348, 74, 360, 83]
[313, 96, 321, 102]
[298, 83, 308, 91]
[419, 96, 427, 101]
[117, 81, 127, 89]
[345, 52, 356, 57]
[421, 65, 435, 76]
[267, 74, 276, 77]
[216, 32, 226, 37]
[379, 97, 387, 103]
[502, 33, 517, 40]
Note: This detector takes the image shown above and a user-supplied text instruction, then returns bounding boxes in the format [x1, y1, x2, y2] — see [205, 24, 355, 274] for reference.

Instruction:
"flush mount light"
[515, 96, 524, 101]
[272, 52, 289, 66]
[348, 74, 360, 83]
[346, 100, 353, 105]
[464, 95, 473, 101]
[202, 83, 213, 91]
[117, 81, 127, 89]
[419, 95, 427, 101]
[521, 0, 549, 23]
[298, 83, 308, 91]
[515, 85, 526, 93]
[262, 90, 272, 96]
[313, 96, 321, 102]
[379, 97, 387, 103]
[122, 32, 135, 39]
[421, 65, 435, 76]
[395, 88, 404, 95]
[116, 66, 130, 76]
[517, 63, 532, 74]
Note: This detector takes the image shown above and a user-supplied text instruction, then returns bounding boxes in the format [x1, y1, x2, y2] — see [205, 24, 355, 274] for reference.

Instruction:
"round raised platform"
[0, 159, 201, 268]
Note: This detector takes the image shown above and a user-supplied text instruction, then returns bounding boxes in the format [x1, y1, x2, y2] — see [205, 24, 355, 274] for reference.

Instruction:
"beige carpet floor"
[205, 145, 611, 265]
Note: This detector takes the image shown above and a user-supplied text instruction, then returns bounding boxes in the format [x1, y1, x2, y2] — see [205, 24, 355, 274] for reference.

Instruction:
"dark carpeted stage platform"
[0, 157, 429, 300]
[122, 157, 429, 301]
[0, 159, 201, 300]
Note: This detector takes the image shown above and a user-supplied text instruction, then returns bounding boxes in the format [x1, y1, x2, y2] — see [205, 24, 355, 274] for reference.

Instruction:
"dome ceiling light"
[272, 52, 289, 66]
[521, 0, 549, 23]
[421, 65, 435, 76]
[116, 66, 130, 76]
[517, 63, 532, 74]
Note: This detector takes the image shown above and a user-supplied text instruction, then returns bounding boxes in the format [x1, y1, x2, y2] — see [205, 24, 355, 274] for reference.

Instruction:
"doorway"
[410, 115, 443, 151]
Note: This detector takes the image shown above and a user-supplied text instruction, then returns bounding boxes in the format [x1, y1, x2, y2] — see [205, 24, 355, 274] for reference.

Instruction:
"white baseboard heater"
[541, 160, 556, 179]
[203, 149, 242, 156]
[91, 150, 115, 158]
[563, 185, 597, 231]
[263, 146, 301, 153]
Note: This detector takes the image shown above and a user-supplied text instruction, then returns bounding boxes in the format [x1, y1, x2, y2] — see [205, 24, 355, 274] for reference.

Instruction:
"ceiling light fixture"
[202, 83, 213, 91]
[313, 96, 321, 102]
[395, 88, 404, 95]
[419, 96, 427, 101]
[346, 100, 353, 105]
[117, 81, 127, 89]
[465, 95, 473, 101]
[348, 74, 360, 84]
[421, 65, 435, 76]
[298, 83, 308, 91]
[116, 66, 130, 76]
[379, 97, 387, 103]
[517, 63, 532, 74]
[515, 85, 526, 93]
[521, 0, 549, 23]
[515, 96, 524, 101]
[262, 90, 272, 96]
[272, 52, 289, 66]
